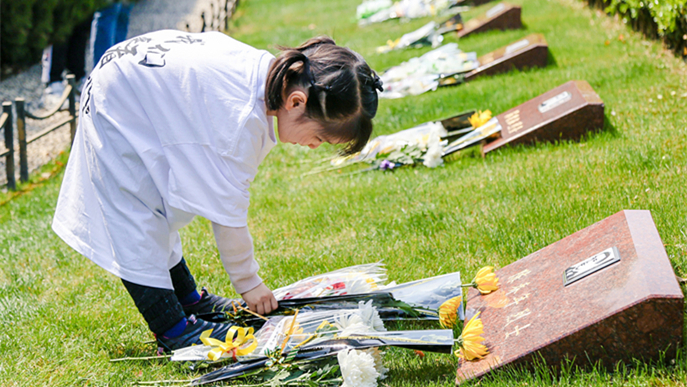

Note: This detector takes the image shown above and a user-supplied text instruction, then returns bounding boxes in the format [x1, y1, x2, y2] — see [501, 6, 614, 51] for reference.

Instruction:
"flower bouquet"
[376, 13, 465, 53]
[442, 114, 501, 157]
[308, 109, 496, 174]
[125, 267, 502, 386]
[272, 262, 389, 300]
[176, 302, 455, 386]
[379, 43, 479, 99]
[357, 0, 461, 26]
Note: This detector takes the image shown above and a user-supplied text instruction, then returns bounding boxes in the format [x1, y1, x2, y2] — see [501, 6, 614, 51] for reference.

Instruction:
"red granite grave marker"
[481, 80, 605, 155]
[456, 3, 522, 38]
[455, 0, 495, 6]
[437, 34, 548, 87]
[464, 33, 548, 81]
[456, 210, 684, 384]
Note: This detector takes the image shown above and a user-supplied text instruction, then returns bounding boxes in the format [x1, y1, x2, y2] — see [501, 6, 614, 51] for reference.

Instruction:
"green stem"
[135, 379, 191, 386]
[110, 354, 171, 362]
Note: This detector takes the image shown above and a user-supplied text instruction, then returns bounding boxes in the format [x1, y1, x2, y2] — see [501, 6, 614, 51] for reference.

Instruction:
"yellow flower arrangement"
[455, 312, 488, 361]
[468, 110, 492, 129]
[438, 296, 462, 328]
[473, 266, 500, 295]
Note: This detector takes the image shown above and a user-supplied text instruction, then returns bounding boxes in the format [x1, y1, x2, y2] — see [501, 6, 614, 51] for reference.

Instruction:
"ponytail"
[265, 36, 382, 155]
[266, 36, 336, 111]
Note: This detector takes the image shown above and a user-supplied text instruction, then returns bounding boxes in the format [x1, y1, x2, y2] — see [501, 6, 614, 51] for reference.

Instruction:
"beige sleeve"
[211, 222, 262, 294]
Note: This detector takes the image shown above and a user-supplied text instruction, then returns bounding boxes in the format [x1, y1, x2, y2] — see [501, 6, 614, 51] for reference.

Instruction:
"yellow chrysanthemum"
[438, 296, 462, 328]
[456, 312, 488, 361]
[468, 110, 492, 129]
[473, 266, 500, 295]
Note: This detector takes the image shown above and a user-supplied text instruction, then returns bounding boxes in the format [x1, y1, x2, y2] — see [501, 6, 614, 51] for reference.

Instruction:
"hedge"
[586, 0, 687, 58]
[1, 0, 109, 76]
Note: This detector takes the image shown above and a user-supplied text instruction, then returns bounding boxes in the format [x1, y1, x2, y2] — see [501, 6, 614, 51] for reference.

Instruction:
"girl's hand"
[241, 283, 279, 315]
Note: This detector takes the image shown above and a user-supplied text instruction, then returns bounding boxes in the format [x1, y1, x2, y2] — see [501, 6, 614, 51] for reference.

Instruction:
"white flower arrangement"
[338, 349, 382, 387]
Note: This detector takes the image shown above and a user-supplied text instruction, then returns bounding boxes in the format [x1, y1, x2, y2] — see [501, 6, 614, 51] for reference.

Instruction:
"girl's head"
[266, 36, 383, 155]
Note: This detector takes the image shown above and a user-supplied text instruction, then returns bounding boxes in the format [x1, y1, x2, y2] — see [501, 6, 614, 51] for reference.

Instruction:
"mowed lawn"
[1, 0, 687, 385]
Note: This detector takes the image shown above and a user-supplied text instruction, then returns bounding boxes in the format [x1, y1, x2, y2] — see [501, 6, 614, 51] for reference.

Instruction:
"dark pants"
[121, 258, 197, 335]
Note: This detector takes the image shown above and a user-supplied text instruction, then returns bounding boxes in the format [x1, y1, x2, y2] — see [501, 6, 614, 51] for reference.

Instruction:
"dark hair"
[266, 36, 383, 155]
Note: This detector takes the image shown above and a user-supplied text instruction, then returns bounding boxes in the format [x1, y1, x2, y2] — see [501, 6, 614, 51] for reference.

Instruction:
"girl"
[52, 30, 383, 352]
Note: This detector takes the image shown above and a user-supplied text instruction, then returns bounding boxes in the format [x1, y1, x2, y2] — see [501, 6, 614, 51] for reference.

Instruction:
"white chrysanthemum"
[334, 312, 371, 337]
[422, 131, 446, 168]
[365, 348, 388, 380]
[338, 349, 381, 387]
[346, 278, 377, 294]
[358, 300, 386, 332]
[334, 312, 364, 330]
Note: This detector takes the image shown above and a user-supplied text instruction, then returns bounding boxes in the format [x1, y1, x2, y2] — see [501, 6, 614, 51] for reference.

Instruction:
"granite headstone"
[481, 80, 605, 155]
[457, 3, 522, 38]
[456, 210, 684, 383]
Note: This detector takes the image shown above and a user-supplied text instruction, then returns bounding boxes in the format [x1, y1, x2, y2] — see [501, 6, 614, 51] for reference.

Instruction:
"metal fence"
[1, 0, 242, 191]
[0, 74, 78, 191]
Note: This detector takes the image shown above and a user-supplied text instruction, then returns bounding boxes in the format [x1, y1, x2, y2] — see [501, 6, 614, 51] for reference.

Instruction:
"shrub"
[585, 0, 687, 58]
[1, 0, 108, 76]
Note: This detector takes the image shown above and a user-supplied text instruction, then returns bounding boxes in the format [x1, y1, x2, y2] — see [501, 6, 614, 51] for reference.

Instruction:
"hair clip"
[308, 73, 331, 92]
[372, 73, 384, 92]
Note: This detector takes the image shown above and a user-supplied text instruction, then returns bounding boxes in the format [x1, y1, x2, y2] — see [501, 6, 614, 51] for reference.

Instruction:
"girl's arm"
[212, 222, 278, 314]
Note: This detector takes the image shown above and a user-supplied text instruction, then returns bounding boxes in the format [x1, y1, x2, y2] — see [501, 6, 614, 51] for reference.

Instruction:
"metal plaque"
[505, 39, 530, 54]
[486, 3, 506, 18]
[538, 91, 572, 113]
[564, 247, 620, 286]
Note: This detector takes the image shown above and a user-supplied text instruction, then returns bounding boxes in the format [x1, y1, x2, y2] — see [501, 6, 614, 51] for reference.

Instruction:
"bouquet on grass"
[196, 262, 466, 328]
[272, 262, 390, 300]
[376, 13, 465, 53]
[357, 0, 461, 26]
[313, 110, 497, 174]
[378, 43, 479, 99]
[127, 266, 502, 386]
[173, 302, 455, 386]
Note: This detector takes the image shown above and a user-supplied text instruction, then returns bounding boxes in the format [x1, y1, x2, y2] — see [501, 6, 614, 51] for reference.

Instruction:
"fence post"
[3, 102, 15, 191]
[67, 74, 77, 146]
[15, 98, 28, 183]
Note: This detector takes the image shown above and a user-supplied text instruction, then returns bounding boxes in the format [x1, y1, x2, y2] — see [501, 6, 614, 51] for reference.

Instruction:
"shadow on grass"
[547, 49, 558, 68]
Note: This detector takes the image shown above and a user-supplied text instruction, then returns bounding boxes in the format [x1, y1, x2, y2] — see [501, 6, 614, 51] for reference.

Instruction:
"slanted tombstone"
[438, 34, 548, 86]
[454, 0, 495, 6]
[465, 34, 548, 80]
[457, 3, 522, 38]
[456, 210, 684, 384]
[481, 80, 605, 155]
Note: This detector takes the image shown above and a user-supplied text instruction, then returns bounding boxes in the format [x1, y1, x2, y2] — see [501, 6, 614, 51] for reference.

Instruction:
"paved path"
[0, 0, 225, 188]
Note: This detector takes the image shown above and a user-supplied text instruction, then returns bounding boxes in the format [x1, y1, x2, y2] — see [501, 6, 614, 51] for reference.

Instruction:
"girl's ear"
[285, 90, 308, 111]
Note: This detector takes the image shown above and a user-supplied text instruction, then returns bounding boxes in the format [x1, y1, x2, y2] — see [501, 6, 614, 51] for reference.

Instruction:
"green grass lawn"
[2, 0, 687, 385]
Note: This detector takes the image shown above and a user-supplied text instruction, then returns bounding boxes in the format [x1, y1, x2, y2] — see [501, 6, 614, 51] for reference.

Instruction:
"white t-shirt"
[52, 30, 277, 289]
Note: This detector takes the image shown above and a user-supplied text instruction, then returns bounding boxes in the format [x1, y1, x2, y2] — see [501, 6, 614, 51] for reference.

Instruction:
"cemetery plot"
[456, 210, 684, 384]
[381, 35, 549, 99]
[377, 3, 523, 53]
[455, 0, 495, 6]
[438, 33, 549, 86]
[457, 3, 522, 38]
[465, 33, 548, 80]
[481, 80, 605, 154]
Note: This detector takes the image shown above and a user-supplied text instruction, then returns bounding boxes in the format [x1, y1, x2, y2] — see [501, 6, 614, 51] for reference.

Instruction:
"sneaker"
[156, 314, 233, 353]
[182, 287, 243, 316]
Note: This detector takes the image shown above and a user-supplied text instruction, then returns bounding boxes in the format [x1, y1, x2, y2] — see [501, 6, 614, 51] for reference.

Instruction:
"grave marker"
[456, 210, 684, 383]
[457, 3, 522, 38]
[482, 80, 604, 155]
[438, 34, 548, 87]
[464, 33, 548, 81]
